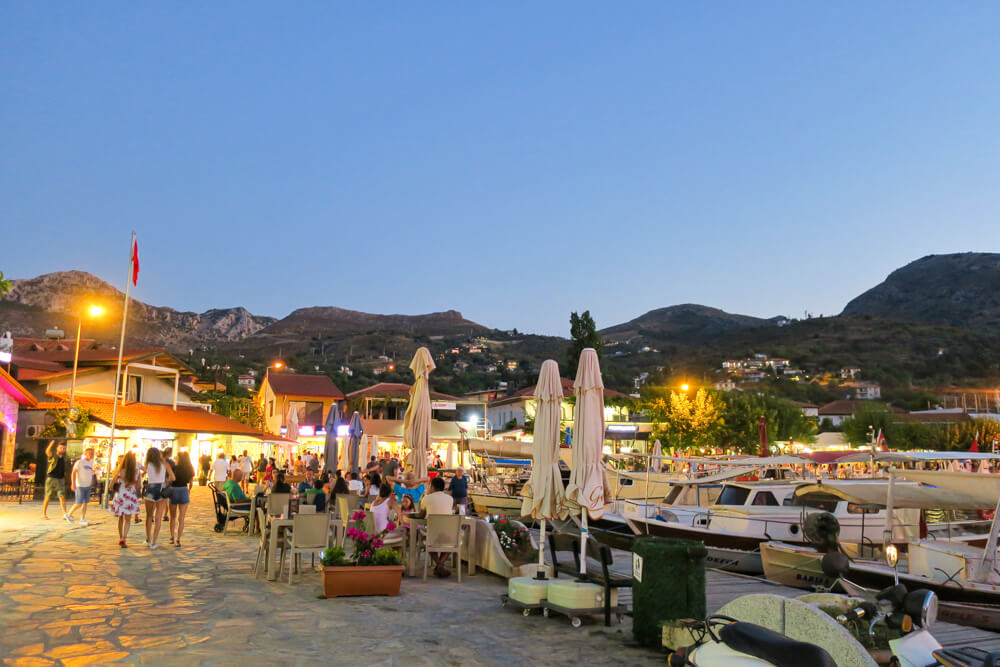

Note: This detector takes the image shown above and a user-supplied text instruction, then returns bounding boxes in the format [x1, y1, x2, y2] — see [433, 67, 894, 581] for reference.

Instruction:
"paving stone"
[0, 489, 660, 666]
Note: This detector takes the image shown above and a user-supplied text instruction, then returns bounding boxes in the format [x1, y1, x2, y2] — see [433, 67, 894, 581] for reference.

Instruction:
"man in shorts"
[67, 446, 96, 525]
[42, 441, 69, 520]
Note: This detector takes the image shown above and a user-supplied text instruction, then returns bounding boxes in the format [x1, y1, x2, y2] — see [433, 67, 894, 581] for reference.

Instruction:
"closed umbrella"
[404, 347, 435, 480]
[287, 405, 300, 443]
[323, 406, 340, 474]
[520, 359, 567, 578]
[348, 411, 364, 475]
[564, 348, 611, 576]
[445, 441, 455, 469]
[758, 416, 769, 458]
[651, 439, 664, 473]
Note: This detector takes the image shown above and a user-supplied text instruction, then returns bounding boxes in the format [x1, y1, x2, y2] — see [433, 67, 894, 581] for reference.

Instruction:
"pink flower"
[351, 510, 366, 521]
[385, 521, 397, 532]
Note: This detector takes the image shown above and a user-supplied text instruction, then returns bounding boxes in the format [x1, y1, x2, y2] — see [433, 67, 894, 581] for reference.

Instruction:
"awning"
[794, 472, 1000, 510]
[670, 467, 759, 485]
[361, 418, 467, 441]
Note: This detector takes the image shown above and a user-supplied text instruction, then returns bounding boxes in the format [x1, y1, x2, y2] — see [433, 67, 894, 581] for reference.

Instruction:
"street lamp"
[273, 361, 285, 370]
[68, 304, 104, 414]
[680, 383, 690, 392]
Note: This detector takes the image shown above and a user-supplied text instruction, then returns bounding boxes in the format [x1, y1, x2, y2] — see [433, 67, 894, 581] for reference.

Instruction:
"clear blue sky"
[2, 3, 998, 335]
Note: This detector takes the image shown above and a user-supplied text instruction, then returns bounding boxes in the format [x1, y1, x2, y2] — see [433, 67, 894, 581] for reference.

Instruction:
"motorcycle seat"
[718, 622, 836, 667]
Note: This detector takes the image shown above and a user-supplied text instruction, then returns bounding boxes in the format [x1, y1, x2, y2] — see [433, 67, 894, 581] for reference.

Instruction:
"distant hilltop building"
[840, 366, 862, 379]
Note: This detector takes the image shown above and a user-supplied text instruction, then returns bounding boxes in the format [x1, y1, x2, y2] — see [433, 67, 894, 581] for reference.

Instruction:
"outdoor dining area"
[204, 345, 620, 618]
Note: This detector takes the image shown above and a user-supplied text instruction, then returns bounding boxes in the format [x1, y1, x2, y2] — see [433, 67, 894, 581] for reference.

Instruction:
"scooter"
[667, 616, 836, 666]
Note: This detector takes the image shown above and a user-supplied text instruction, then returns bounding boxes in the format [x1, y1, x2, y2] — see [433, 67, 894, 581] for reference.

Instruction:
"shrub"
[372, 547, 402, 566]
[321, 546, 347, 567]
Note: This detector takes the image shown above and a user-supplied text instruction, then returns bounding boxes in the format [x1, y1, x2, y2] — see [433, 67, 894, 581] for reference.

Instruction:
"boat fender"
[820, 551, 851, 579]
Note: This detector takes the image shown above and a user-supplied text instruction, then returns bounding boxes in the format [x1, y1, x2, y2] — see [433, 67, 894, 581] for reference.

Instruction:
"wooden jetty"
[606, 554, 1000, 652]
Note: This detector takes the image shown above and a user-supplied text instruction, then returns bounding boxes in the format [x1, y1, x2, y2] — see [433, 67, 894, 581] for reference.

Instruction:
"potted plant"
[321, 511, 405, 597]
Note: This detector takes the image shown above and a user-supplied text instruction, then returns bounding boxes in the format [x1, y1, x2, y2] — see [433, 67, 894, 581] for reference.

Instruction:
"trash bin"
[631, 537, 707, 648]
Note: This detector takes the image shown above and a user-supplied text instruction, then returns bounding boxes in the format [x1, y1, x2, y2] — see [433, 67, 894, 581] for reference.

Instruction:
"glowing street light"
[68, 304, 105, 414]
[273, 361, 285, 370]
[680, 383, 690, 392]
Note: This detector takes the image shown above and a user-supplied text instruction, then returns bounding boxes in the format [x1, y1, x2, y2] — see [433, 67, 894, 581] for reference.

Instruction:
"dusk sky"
[3, 3, 998, 336]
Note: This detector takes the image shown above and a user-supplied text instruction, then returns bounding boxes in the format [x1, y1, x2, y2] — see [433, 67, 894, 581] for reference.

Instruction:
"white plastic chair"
[281, 513, 330, 584]
[422, 515, 463, 583]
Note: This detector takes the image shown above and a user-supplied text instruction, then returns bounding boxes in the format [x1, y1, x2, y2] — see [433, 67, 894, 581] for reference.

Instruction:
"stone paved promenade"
[0, 488, 658, 666]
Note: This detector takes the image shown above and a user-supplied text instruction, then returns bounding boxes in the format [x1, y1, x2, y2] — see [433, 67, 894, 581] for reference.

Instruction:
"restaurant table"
[266, 515, 346, 581]
[405, 515, 479, 577]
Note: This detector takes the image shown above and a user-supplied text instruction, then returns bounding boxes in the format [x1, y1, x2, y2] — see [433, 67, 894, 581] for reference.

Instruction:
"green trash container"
[631, 537, 707, 648]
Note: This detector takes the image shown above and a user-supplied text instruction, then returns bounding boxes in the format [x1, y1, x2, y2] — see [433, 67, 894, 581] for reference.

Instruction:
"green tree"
[646, 388, 723, 452]
[839, 405, 895, 447]
[717, 392, 816, 454]
[0, 271, 11, 299]
[567, 311, 603, 377]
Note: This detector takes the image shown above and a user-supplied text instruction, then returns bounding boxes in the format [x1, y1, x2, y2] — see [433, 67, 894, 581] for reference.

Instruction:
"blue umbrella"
[348, 411, 364, 475]
[323, 405, 340, 474]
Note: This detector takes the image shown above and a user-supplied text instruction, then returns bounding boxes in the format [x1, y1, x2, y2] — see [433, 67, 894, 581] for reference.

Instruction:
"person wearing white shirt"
[238, 451, 253, 493]
[347, 471, 364, 494]
[419, 477, 456, 577]
[66, 447, 96, 525]
[211, 452, 229, 484]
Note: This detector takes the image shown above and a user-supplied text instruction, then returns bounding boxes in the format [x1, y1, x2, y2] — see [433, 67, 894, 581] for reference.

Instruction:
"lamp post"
[68, 305, 104, 414]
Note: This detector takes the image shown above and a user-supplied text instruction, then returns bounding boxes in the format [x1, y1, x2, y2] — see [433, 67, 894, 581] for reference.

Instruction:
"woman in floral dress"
[110, 451, 141, 547]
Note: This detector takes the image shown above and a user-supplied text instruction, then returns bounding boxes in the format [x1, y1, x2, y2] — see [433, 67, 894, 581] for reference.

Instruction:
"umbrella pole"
[536, 518, 547, 580]
[579, 507, 588, 577]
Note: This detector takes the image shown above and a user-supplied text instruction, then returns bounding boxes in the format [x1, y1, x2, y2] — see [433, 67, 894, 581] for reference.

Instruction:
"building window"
[269, 401, 274, 418]
[126, 376, 143, 402]
[304, 402, 323, 426]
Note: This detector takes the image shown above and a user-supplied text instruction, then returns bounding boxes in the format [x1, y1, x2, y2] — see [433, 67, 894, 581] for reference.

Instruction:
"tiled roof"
[817, 400, 904, 415]
[265, 372, 345, 399]
[345, 382, 459, 402]
[40, 395, 295, 442]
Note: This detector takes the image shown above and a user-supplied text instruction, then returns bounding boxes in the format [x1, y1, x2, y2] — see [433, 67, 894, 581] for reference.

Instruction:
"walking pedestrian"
[66, 446, 96, 525]
[142, 447, 174, 548]
[168, 451, 194, 547]
[110, 452, 141, 547]
[41, 441, 69, 520]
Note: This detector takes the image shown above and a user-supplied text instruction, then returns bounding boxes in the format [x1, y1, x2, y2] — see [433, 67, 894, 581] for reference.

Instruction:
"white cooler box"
[546, 580, 617, 610]
[508, 577, 549, 605]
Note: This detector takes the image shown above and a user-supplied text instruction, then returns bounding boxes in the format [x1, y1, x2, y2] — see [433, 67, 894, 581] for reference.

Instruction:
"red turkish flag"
[970, 431, 980, 453]
[131, 237, 139, 286]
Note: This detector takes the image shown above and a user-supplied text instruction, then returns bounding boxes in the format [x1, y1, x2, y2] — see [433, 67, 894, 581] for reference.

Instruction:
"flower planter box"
[322, 565, 404, 598]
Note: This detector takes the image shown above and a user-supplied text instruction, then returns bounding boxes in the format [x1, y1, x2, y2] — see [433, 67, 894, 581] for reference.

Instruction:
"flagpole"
[102, 232, 136, 508]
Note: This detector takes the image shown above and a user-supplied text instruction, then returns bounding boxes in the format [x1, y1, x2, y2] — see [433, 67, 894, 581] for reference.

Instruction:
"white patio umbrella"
[651, 439, 664, 473]
[520, 359, 568, 579]
[287, 405, 299, 443]
[404, 347, 435, 479]
[564, 348, 612, 576]
[445, 441, 455, 469]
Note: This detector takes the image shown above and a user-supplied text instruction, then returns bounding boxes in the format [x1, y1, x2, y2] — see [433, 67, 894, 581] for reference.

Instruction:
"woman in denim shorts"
[168, 451, 195, 547]
[142, 447, 174, 549]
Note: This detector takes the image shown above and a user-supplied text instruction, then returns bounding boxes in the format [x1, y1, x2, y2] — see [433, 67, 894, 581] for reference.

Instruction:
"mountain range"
[2, 253, 998, 393]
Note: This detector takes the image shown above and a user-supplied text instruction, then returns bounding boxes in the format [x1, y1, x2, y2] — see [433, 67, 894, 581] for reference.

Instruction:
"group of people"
[107, 446, 195, 549]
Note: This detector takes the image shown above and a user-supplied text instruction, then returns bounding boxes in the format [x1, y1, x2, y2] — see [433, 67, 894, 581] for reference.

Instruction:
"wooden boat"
[760, 468, 1000, 631]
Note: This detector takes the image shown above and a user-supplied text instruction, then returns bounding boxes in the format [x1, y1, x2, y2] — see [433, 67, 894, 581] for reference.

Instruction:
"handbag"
[160, 484, 174, 500]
